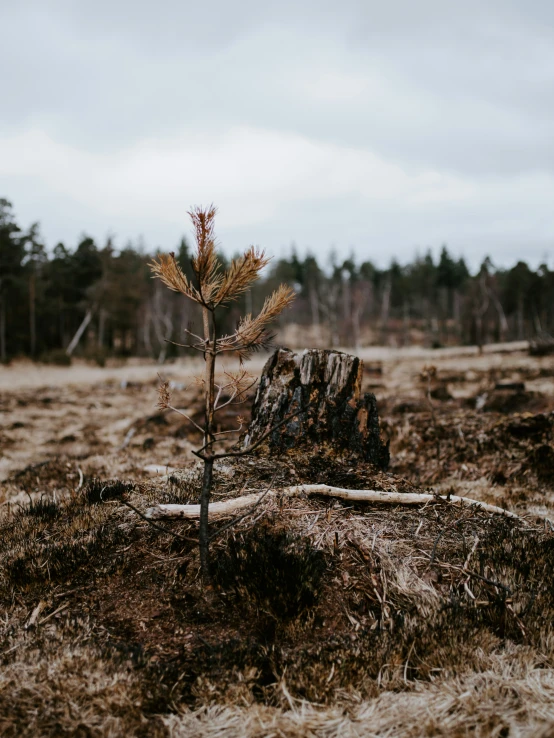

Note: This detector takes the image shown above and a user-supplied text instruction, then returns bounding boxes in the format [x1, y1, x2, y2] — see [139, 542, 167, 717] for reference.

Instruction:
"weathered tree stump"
[243, 348, 389, 468]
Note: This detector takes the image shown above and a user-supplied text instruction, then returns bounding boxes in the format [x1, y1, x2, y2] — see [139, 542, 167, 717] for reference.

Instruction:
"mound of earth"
[1, 452, 554, 737]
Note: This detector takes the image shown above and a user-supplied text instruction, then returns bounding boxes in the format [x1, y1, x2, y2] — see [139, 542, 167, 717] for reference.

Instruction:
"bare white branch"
[145, 485, 524, 521]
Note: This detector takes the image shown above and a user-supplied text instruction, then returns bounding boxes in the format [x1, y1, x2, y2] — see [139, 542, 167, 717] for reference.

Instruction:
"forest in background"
[1, 197, 553, 364]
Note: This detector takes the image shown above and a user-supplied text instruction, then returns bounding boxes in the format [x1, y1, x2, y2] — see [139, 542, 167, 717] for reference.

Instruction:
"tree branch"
[145, 484, 525, 520]
[193, 405, 310, 461]
[214, 378, 257, 410]
[166, 405, 205, 435]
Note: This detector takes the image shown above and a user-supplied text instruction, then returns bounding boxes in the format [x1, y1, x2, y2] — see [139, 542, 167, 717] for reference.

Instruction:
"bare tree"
[472, 272, 489, 354]
[150, 283, 174, 363]
[379, 278, 392, 345]
[351, 280, 368, 350]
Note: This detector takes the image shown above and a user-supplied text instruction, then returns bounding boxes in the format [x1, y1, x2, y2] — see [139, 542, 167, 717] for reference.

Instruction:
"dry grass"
[164, 654, 554, 737]
[0, 643, 164, 738]
[2, 456, 554, 735]
[1, 346, 554, 736]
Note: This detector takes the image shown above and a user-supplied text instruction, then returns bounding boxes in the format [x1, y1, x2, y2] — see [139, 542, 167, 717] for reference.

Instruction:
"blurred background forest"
[1, 197, 553, 364]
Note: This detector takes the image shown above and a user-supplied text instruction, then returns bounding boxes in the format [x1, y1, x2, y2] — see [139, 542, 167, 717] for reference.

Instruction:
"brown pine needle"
[188, 204, 223, 303]
[149, 252, 200, 302]
[214, 247, 270, 306]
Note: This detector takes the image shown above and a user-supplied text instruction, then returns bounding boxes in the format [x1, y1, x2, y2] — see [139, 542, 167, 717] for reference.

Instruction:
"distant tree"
[72, 236, 102, 301]
[303, 253, 323, 337]
[44, 243, 74, 348]
[1, 195, 553, 358]
[23, 223, 48, 357]
[0, 199, 24, 361]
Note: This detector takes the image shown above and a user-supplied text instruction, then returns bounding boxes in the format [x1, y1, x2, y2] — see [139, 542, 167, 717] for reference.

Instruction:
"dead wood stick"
[145, 485, 522, 521]
[145, 492, 266, 519]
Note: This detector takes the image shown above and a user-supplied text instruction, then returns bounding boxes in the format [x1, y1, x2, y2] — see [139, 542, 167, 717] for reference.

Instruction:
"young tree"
[149, 205, 295, 578]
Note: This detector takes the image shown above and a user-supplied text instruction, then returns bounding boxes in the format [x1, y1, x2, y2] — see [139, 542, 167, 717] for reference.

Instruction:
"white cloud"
[1, 125, 553, 268]
[0, 125, 477, 221]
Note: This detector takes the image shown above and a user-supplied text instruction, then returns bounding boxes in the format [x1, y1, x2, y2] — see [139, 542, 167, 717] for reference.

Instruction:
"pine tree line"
[1, 198, 553, 363]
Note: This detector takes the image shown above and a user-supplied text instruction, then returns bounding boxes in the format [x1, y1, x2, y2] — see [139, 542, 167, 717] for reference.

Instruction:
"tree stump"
[243, 348, 389, 468]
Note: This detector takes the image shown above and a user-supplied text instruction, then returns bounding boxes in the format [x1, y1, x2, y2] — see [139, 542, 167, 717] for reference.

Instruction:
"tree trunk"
[517, 296, 524, 340]
[152, 289, 173, 364]
[0, 293, 5, 363]
[243, 348, 389, 467]
[143, 308, 153, 356]
[66, 308, 94, 356]
[402, 301, 409, 347]
[58, 296, 65, 347]
[454, 291, 461, 342]
[379, 280, 391, 345]
[29, 274, 36, 357]
[324, 285, 340, 347]
[199, 457, 213, 578]
[98, 309, 106, 348]
[309, 286, 321, 344]
[199, 306, 216, 580]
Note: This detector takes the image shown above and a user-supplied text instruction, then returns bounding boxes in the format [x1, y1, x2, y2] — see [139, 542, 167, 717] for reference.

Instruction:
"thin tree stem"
[199, 456, 214, 578]
[200, 305, 216, 580]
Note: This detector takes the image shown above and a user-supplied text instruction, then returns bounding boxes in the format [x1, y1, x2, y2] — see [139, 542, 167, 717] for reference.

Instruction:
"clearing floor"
[1, 342, 553, 737]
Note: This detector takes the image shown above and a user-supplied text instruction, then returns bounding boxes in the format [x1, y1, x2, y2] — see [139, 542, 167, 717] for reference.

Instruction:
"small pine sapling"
[149, 205, 295, 578]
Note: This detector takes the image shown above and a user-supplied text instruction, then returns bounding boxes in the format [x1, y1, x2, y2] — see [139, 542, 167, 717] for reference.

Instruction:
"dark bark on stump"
[244, 348, 389, 468]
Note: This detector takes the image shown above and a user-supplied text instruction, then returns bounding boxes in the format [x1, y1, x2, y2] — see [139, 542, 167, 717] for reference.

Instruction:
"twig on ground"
[145, 485, 524, 521]
[208, 477, 276, 541]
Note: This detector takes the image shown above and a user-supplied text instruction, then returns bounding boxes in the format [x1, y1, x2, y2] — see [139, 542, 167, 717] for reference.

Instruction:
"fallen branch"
[146, 492, 265, 519]
[208, 477, 276, 541]
[145, 484, 523, 521]
[120, 498, 198, 542]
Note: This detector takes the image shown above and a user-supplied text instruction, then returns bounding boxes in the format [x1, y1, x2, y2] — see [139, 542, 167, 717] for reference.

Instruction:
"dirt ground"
[2, 342, 553, 517]
[1, 342, 554, 737]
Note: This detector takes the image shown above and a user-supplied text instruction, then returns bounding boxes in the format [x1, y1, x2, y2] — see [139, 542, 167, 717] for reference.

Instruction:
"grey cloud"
[1, 0, 554, 265]
[2, 0, 553, 175]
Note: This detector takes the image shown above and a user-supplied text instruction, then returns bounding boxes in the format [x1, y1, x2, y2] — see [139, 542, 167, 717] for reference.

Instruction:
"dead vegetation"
[1, 347, 554, 736]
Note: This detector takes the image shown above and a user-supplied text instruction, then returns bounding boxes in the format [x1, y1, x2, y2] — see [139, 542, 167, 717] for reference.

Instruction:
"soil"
[1, 343, 554, 737]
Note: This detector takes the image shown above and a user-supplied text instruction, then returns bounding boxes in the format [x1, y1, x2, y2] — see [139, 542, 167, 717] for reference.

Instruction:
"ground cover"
[1, 345, 553, 737]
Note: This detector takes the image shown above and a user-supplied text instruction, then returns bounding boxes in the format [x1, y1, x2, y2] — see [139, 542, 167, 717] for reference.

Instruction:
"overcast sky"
[1, 0, 554, 269]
